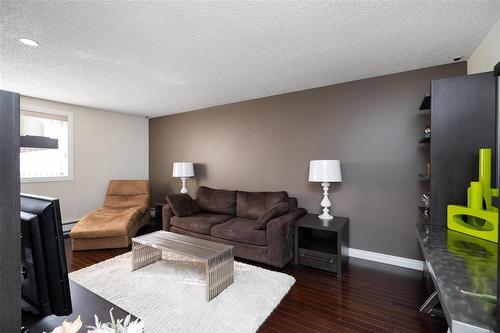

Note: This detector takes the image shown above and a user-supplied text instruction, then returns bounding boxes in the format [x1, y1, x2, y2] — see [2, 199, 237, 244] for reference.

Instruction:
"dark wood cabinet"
[0, 90, 21, 332]
[429, 72, 497, 225]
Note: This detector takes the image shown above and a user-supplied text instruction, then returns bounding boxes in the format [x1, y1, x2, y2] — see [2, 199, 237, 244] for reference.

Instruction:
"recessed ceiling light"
[19, 38, 39, 47]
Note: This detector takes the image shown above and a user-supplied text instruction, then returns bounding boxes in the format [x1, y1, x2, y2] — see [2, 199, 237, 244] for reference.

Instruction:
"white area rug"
[70, 252, 295, 333]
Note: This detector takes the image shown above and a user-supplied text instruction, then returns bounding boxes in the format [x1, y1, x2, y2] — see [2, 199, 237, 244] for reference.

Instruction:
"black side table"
[152, 202, 165, 228]
[294, 214, 349, 276]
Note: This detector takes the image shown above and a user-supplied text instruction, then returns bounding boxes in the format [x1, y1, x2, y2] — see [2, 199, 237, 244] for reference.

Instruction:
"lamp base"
[180, 177, 188, 193]
[318, 212, 334, 220]
[318, 214, 334, 226]
[318, 182, 334, 221]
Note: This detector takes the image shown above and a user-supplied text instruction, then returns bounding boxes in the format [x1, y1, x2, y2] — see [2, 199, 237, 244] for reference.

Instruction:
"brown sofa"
[70, 180, 151, 250]
[163, 186, 307, 267]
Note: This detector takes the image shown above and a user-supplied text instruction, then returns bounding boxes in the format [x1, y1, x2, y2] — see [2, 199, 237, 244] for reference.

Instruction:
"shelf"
[418, 206, 430, 220]
[20, 135, 58, 149]
[418, 173, 431, 181]
[419, 137, 430, 144]
[419, 95, 431, 111]
[299, 236, 337, 255]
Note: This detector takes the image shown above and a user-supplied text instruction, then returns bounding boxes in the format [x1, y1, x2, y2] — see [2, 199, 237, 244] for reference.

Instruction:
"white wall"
[468, 18, 500, 74]
[20, 96, 149, 224]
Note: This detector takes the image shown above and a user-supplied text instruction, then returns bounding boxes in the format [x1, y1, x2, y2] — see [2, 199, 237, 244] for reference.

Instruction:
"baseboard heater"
[62, 220, 78, 234]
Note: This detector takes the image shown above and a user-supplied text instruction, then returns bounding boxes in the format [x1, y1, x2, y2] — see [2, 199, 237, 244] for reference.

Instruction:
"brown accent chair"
[163, 186, 307, 268]
[70, 180, 151, 251]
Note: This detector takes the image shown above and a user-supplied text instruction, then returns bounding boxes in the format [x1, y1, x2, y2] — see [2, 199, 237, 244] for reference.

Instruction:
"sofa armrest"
[162, 204, 175, 230]
[266, 208, 307, 267]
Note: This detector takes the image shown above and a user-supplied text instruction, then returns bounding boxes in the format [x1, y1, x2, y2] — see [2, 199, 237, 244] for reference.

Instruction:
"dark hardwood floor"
[64, 237, 447, 333]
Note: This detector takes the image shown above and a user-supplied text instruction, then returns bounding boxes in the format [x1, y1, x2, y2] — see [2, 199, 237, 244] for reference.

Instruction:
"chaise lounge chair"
[70, 180, 150, 251]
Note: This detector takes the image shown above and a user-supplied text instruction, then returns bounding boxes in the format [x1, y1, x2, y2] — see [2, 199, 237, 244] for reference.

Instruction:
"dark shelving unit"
[20, 135, 58, 149]
[419, 95, 431, 110]
[430, 72, 496, 225]
[0, 90, 21, 331]
[418, 173, 431, 181]
[418, 206, 430, 220]
[417, 73, 496, 226]
[419, 94, 432, 222]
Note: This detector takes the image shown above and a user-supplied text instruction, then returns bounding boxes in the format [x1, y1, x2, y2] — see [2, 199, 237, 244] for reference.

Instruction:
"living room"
[1, 1, 500, 333]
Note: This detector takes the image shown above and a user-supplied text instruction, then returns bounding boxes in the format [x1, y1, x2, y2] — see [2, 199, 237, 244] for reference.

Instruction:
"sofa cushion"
[236, 191, 289, 219]
[196, 186, 236, 215]
[70, 206, 147, 239]
[170, 213, 233, 235]
[255, 202, 289, 230]
[166, 193, 200, 217]
[210, 217, 267, 246]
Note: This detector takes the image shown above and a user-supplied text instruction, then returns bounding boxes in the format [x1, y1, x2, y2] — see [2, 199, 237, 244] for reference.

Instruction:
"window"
[20, 109, 73, 183]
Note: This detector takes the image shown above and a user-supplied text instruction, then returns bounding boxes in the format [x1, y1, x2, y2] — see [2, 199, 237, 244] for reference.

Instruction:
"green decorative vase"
[447, 148, 499, 243]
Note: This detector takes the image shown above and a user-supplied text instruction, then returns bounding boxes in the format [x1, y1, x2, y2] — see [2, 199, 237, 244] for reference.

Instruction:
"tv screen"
[20, 194, 72, 316]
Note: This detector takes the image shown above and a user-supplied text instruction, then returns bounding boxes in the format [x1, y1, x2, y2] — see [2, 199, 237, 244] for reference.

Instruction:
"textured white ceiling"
[1, 1, 499, 117]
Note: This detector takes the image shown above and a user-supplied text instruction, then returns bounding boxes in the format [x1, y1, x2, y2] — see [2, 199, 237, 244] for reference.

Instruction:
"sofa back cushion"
[236, 191, 289, 219]
[196, 186, 237, 215]
[255, 202, 290, 230]
[166, 193, 200, 217]
[288, 197, 298, 210]
[104, 180, 150, 209]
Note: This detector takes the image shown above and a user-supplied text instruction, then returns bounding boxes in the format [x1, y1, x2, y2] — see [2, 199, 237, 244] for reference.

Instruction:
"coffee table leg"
[206, 248, 234, 301]
[131, 241, 162, 271]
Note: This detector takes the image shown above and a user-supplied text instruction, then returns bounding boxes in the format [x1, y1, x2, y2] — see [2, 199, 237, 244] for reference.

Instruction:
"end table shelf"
[294, 214, 349, 276]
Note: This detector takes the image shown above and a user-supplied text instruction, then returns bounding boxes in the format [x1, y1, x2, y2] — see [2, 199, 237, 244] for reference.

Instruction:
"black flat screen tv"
[20, 194, 72, 317]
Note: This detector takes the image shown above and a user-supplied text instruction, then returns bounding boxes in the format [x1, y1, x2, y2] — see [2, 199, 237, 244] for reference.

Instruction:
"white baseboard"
[348, 248, 424, 271]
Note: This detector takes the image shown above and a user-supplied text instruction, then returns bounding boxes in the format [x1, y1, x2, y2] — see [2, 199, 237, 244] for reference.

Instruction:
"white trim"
[22, 175, 74, 183]
[348, 247, 424, 271]
[20, 106, 74, 184]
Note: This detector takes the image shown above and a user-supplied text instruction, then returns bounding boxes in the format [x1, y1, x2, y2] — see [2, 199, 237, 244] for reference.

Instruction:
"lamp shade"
[308, 160, 342, 182]
[172, 162, 194, 177]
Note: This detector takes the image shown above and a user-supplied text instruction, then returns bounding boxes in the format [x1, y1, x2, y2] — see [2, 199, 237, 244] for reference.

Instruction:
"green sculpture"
[447, 148, 499, 243]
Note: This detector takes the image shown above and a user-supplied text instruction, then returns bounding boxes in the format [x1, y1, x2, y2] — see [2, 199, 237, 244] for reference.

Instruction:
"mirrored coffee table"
[131, 230, 234, 301]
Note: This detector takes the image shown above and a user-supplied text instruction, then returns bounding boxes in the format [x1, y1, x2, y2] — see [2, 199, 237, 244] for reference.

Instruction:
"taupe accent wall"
[149, 62, 466, 260]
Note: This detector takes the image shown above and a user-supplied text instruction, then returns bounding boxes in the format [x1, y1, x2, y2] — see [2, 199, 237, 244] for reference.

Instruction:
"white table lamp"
[309, 160, 342, 220]
[172, 162, 195, 193]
